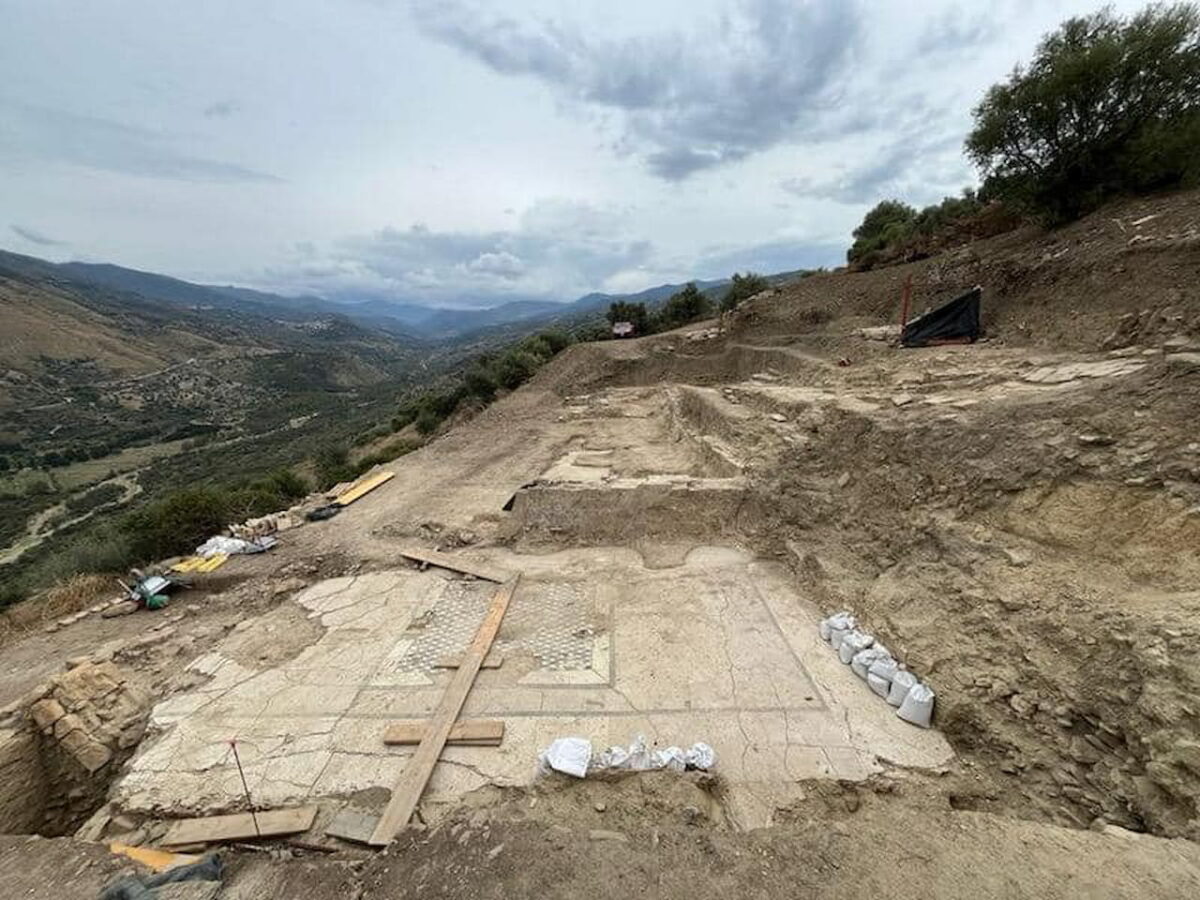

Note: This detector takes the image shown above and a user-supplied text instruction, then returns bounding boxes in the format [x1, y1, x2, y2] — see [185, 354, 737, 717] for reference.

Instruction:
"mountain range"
[0, 248, 734, 341]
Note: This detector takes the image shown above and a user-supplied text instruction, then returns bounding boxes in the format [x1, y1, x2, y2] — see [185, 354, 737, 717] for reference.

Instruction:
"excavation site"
[2, 190, 1199, 897]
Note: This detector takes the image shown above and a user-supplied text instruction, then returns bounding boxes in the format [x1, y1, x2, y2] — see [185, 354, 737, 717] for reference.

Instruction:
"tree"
[720, 272, 770, 312]
[606, 300, 650, 335]
[847, 200, 917, 264]
[966, 4, 1200, 223]
[657, 283, 712, 330]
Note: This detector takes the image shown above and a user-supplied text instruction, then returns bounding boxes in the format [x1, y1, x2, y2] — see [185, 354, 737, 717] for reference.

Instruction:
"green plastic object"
[144, 593, 169, 611]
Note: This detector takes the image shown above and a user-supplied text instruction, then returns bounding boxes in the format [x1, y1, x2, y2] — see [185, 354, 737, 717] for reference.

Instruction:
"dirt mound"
[735, 188, 1200, 354]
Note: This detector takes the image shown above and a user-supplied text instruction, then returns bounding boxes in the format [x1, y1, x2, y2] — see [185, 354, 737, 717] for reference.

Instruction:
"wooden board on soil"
[161, 806, 318, 846]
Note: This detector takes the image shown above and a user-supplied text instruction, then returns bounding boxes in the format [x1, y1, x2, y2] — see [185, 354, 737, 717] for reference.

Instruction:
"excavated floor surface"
[116, 546, 949, 827]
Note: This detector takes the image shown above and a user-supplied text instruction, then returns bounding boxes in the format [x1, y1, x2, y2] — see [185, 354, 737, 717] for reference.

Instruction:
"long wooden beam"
[368, 575, 521, 845]
[398, 547, 512, 584]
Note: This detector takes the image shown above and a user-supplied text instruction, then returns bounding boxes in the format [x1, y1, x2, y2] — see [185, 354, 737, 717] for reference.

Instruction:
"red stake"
[899, 274, 913, 332]
[229, 739, 262, 838]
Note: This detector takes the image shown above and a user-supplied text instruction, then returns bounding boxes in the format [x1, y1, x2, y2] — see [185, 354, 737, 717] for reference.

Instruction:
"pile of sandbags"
[818, 612, 935, 728]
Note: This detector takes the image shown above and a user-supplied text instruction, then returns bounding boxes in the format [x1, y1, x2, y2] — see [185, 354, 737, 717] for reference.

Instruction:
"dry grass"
[0, 573, 115, 644]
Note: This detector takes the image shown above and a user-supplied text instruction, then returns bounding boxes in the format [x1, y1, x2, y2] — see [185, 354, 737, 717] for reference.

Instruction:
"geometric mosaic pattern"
[391, 579, 600, 674]
[497, 581, 596, 672]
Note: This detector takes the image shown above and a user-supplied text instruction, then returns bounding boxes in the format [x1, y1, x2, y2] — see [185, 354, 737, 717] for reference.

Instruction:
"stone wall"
[0, 726, 46, 833]
[0, 661, 151, 836]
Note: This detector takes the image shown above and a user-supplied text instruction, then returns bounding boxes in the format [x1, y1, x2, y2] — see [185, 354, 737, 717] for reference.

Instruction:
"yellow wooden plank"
[109, 842, 200, 873]
[334, 470, 394, 506]
[171, 557, 203, 573]
[197, 554, 228, 573]
[369, 576, 521, 845]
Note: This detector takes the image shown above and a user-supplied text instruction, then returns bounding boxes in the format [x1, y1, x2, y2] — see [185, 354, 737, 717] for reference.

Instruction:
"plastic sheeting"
[195, 535, 273, 558]
[100, 854, 222, 900]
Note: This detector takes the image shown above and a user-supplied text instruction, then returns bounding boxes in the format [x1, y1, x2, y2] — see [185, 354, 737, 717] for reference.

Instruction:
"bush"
[315, 444, 355, 489]
[537, 329, 573, 354]
[720, 272, 770, 312]
[966, 4, 1200, 223]
[122, 487, 231, 562]
[656, 283, 712, 331]
[415, 408, 441, 435]
[493, 350, 543, 390]
[605, 301, 650, 335]
[464, 366, 499, 402]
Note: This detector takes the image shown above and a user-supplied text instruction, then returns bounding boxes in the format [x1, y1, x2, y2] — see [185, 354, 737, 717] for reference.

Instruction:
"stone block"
[53, 713, 84, 740]
[29, 698, 66, 731]
[60, 729, 113, 773]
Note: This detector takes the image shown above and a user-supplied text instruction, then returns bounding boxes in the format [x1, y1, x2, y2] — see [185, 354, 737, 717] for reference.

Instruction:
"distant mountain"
[1, 246, 810, 345]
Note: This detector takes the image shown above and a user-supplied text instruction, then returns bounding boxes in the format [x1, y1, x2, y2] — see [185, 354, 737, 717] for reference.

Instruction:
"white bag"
[538, 737, 592, 777]
[868, 657, 900, 697]
[897, 682, 935, 728]
[866, 671, 892, 698]
[825, 612, 856, 648]
[839, 630, 874, 664]
[886, 669, 917, 707]
[850, 646, 891, 680]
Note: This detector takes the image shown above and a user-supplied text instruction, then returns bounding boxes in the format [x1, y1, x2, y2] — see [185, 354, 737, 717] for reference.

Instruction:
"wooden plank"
[382, 719, 505, 746]
[325, 807, 380, 845]
[161, 806, 318, 846]
[109, 842, 200, 873]
[334, 470, 395, 506]
[398, 547, 512, 583]
[368, 575, 521, 846]
[434, 651, 503, 670]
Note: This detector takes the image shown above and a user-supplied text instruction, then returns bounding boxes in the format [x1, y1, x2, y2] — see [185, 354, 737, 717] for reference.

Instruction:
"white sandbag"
[851, 646, 891, 680]
[685, 742, 716, 770]
[538, 737, 592, 778]
[866, 671, 892, 698]
[897, 682, 935, 728]
[839, 630, 874, 664]
[868, 657, 900, 697]
[825, 612, 856, 648]
[819, 618, 832, 641]
[588, 736, 717, 773]
[886, 669, 917, 707]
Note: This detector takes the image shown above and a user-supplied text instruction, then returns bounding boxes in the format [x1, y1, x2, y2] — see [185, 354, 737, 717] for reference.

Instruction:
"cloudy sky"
[0, 0, 1145, 309]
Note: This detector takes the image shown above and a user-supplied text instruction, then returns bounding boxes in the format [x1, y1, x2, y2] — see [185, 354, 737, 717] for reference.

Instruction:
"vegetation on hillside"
[847, 3, 1200, 267]
[719, 273, 769, 312]
[604, 282, 714, 336]
[968, 3, 1200, 223]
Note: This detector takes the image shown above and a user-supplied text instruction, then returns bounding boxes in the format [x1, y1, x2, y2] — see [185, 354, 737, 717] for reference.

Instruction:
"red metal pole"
[899, 274, 912, 331]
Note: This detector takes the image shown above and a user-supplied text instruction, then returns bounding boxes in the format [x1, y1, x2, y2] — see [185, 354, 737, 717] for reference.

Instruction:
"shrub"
[966, 4, 1200, 223]
[493, 350, 543, 389]
[656, 283, 712, 330]
[720, 272, 770, 312]
[121, 487, 231, 562]
[415, 408, 441, 435]
[605, 301, 650, 335]
[315, 444, 355, 489]
[537, 329, 572, 354]
[464, 366, 499, 401]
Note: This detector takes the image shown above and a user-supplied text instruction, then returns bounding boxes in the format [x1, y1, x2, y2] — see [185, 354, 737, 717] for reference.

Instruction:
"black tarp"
[900, 286, 982, 347]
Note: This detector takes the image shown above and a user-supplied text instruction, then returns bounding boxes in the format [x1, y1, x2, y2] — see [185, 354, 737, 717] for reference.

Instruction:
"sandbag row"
[818, 612, 935, 728]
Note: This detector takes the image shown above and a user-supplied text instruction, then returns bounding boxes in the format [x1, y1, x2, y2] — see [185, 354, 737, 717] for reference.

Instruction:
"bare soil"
[2, 189, 1200, 895]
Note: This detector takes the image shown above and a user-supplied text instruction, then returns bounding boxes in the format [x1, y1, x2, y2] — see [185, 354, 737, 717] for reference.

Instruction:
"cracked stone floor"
[115, 545, 952, 828]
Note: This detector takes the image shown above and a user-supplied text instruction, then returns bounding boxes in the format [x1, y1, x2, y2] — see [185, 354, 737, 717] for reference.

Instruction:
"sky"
[0, 0, 1147, 310]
